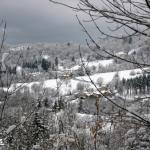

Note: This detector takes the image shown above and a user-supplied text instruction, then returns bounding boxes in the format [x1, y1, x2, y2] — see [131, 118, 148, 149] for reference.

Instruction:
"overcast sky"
[0, 0, 89, 44]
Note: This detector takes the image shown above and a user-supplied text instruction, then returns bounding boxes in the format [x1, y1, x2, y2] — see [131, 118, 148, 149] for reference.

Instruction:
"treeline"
[119, 74, 150, 95]
[22, 57, 59, 72]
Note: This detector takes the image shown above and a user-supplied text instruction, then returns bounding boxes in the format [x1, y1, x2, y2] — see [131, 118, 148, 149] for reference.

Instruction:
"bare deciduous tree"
[49, 1, 150, 149]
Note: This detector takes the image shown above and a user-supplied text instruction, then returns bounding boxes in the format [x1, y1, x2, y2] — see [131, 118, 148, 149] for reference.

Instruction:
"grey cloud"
[0, 0, 108, 44]
[0, 0, 85, 44]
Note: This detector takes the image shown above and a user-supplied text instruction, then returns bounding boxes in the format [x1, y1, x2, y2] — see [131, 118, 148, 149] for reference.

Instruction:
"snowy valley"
[1, 40, 150, 150]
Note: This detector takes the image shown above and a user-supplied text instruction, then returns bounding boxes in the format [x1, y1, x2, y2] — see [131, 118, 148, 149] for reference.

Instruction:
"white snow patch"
[76, 113, 95, 123]
[69, 59, 114, 71]
[0, 139, 4, 146]
[86, 59, 114, 67]
[128, 47, 141, 55]
[77, 68, 144, 84]
[58, 65, 64, 71]
[116, 51, 126, 56]
[2, 67, 145, 95]
[10, 46, 27, 51]
[16, 66, 22, 77]
[42, 55, 50, 60]
[30, 72, 41, 76]
[70, 65, 80, 71]
[102, 122, 113, 132]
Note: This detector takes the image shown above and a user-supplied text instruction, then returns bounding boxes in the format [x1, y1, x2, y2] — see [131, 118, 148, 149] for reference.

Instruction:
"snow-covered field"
[1, 47, 146, 95]
[76, 68, 144, 84]
[4, 67, 144, 95]
[59, 59, 114, 71]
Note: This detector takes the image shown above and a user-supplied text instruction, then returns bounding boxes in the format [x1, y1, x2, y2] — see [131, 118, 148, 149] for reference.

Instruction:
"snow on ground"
[116, 51, 126, 56]
[70, 65, 80, 71]
[30, 72, 41, 76]
[3, 67, 144, 95]
[42, 55, 50, 60]
[102, 122, 113, 132]
[61, 59, 114, 71]
[128, 47, 141, 55]
[76, 68, 144, 84]
[75, 113, 113, 132]
[58, 65, 64, 71]
[0, 139, 4, 146]
[86, 59, 114, 67]
[75, 113, 96, 125]
[10, 46, 27, 51]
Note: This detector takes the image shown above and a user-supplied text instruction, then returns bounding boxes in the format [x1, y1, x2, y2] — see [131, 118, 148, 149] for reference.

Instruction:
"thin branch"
[79, 46, 150, 126]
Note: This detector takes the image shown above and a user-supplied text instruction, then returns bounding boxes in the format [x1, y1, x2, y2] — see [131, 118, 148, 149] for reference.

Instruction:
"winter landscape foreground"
[1, 0, 150, 149]
[1, 38, 150, 149]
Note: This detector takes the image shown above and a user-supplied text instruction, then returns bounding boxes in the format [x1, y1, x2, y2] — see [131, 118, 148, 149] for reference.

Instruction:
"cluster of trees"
[23, 60, 40, 70]
[1, 0, 150, 149]
[52, 98, 65, 112]
[22, 57, 59, 72]
[73, 61, 136, 77]
[5, 107, 50, 149]
[23, 59, 50, 71]
[110, 72, 150, 96]
[119, 74, 150, 96]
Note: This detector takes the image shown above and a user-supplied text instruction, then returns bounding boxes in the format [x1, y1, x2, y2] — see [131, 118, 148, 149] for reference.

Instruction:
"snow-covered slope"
[58, 59, 114, 71]
[65, 59, 114, 71]
[76, 68, 143, 84]
[128, 44, 150, 55]
[5, 67, 144, 95]
[128, 47, 141, 55]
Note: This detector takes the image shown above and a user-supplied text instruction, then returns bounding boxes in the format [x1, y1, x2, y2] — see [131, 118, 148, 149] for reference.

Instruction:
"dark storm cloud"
[0, 0, 85, 44]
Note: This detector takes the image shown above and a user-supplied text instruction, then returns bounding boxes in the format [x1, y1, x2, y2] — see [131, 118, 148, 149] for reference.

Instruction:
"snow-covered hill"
[5, 67, 144, 96]
[59, 59, 113, 71]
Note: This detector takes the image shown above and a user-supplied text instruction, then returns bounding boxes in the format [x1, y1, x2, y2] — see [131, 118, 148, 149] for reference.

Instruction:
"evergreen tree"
[128, 37, 132, 44]
[71, 56, 75, 62]
[52, 63, 55, 71]
[58, 97, 64, 110]
[78, 100, 83, 113]
[55, 57, 58, 67]
[41, 59, 49, 71]
[43, 97, 49, 108]
[6, 111, 49, 149]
